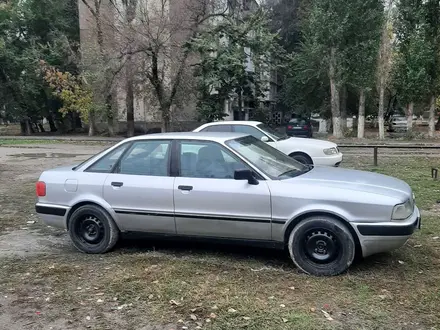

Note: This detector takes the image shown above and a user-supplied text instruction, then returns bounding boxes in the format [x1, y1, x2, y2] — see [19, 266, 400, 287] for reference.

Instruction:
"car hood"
[288, 166, 412, 201]
[281, 137, 337, 149]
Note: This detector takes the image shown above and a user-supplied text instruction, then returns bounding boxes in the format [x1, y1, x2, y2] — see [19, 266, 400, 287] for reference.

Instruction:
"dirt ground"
[0, 141, 440, 330]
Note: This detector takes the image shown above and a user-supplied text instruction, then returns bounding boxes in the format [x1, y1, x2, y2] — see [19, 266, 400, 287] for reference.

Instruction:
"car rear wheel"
[289, 152, 313, 165]
[288, 216, 355, 276]
[68, 204, 119, 254]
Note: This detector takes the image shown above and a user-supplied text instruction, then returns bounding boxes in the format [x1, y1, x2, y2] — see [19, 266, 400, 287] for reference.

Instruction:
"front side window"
[117, 140, 171, 176]
[226, 136, 308, 179]
[179, 141, 249, 179]
[86, 144, 129, 173]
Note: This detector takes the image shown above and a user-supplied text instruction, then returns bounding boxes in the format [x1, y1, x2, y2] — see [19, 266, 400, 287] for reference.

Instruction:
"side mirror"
[261, 136, 269, 142]
[234, 169, 259, 185]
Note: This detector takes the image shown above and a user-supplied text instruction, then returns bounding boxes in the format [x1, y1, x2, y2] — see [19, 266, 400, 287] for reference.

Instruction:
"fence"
[338, 144, 440, 166]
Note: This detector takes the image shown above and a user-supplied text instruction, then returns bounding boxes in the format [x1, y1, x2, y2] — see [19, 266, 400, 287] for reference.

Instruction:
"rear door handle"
[111, 182, 124, 187]
[178, 185, 193, 191]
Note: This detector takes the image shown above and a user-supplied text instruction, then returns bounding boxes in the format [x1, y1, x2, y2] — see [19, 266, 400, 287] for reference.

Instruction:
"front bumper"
[352, 206, 421, 258]
[313, 153, 343, 167]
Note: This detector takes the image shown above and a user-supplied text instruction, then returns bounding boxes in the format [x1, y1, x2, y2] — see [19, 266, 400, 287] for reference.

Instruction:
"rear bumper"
[313, 153, 343, 167]
[352, 206, 420, 258]
[35, 203, 69, 230]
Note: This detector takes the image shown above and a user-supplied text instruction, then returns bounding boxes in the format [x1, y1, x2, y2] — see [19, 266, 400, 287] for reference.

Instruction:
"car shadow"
[117, 233, 394, 275]
[118, 233, 293, 269]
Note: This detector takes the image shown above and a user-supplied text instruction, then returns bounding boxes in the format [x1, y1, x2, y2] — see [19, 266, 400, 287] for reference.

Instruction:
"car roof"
[201, 121, 262, 126]
[123, 131, 248, 143]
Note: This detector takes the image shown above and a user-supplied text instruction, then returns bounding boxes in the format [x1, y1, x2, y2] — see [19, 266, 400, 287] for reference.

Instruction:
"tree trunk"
[161, 107, 171, 132]
[429, 95, 436, 138]
[378, 82, 385, 139]
[406, 102, 414, 133]
[23, 118, 32, 136]
[47, 113, 57, 132]
[357, 89, 366, 139]
[88, 111, 96, 136]
[340, 84, 347, 130]
[329, 48, 342, 138]
[106, 94, 114, 136]
[126, 62, 135, 137]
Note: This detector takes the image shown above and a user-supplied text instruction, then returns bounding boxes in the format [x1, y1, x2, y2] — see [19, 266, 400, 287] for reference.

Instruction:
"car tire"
[68, 204, 120, 254]
[289, 152, 313, 165]
[288, 216, 355, 276]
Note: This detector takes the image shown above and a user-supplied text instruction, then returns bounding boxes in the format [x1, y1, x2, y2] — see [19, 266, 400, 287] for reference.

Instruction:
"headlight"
[323, 147, 338, 155]
[392, 199, 414, 220]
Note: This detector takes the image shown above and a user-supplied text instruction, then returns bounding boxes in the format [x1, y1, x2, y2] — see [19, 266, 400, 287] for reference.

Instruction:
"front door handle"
[111, 182, 124, 187]
[178, 185, 193, 191]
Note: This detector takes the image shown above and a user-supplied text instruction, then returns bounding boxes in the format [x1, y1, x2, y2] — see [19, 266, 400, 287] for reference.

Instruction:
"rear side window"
[202, 125, 232, 132]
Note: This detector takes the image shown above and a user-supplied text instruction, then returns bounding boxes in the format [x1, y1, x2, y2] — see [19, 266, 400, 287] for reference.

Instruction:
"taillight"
[36, 181, 46, 197]
[303, 125, 309, 129]
[287, 125, 292, 129]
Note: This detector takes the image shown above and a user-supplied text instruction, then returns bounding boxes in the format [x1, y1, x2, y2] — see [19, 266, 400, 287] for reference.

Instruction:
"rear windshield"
[289, 118, 307, 125]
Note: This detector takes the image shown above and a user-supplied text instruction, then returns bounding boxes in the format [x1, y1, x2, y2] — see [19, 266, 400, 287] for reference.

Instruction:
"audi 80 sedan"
[35, 132, 420, 276]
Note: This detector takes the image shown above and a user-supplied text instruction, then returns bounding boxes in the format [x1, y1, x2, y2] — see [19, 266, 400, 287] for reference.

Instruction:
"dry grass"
[0, 153, 439, 329]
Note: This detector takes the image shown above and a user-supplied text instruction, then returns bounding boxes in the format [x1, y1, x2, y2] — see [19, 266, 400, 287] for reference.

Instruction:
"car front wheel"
[288, 216, 355, 276]
[68, 204, 120, 254]
[289, 152, 313, 165]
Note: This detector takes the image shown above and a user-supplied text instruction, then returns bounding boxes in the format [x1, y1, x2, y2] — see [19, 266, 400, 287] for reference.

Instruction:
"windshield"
[226, 135, 309, 179]
[257, 124, 288, 141]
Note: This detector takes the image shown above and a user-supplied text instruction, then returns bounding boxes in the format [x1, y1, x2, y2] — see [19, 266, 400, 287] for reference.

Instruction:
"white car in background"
[193, 121, 343, 166]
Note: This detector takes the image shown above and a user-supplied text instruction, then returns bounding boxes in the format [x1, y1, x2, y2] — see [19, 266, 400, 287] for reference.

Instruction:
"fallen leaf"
[27, 221, 36, 224]
[228, 308, 237, 313]
[433, 236, 439, 240]
[97, 299, 103, 303]
[205, 319, 211, 323]
[190, 314, 197, 321]
[209, 313, 217, 319]
[196, 322, 203, 327]
[95, 293, 104, 296]
[280, 304, 286, 308]
[268, 296, 275, 300]
[152, 280, 159, 284]
[378, 295, 387, 300]
[310, 307, 316, 312]
[211, 305, 218, 310]
[85, 316, 91, 321]
[242, 316, 251, 320]
[190, 308, 197, 312]
[169, 300, 180, 306]
[398, 260, 405, 264]
[414, 244, 422, 248]
[289, 286, 295, 290]
[282, 318, 288, 323]
[148, 294, 154, 299]
[321, 310, 333, 321]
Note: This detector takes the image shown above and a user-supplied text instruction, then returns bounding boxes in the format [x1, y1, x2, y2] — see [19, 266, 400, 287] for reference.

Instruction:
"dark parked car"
[286, 118, 313, 138]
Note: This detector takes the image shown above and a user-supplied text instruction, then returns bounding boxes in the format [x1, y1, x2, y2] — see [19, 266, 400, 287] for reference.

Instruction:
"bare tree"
[107, 0, 228, 132]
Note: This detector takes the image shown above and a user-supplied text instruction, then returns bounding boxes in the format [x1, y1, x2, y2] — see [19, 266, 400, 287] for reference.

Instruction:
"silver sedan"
[35, 132, 420, 276]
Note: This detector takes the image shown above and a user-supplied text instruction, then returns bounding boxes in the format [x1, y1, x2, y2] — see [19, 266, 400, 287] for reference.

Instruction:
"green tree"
[0, 0, 79, 135]
[191, 9, 283, 122]
[345, 0, 383, 138]
[393, 0, 431, 133]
